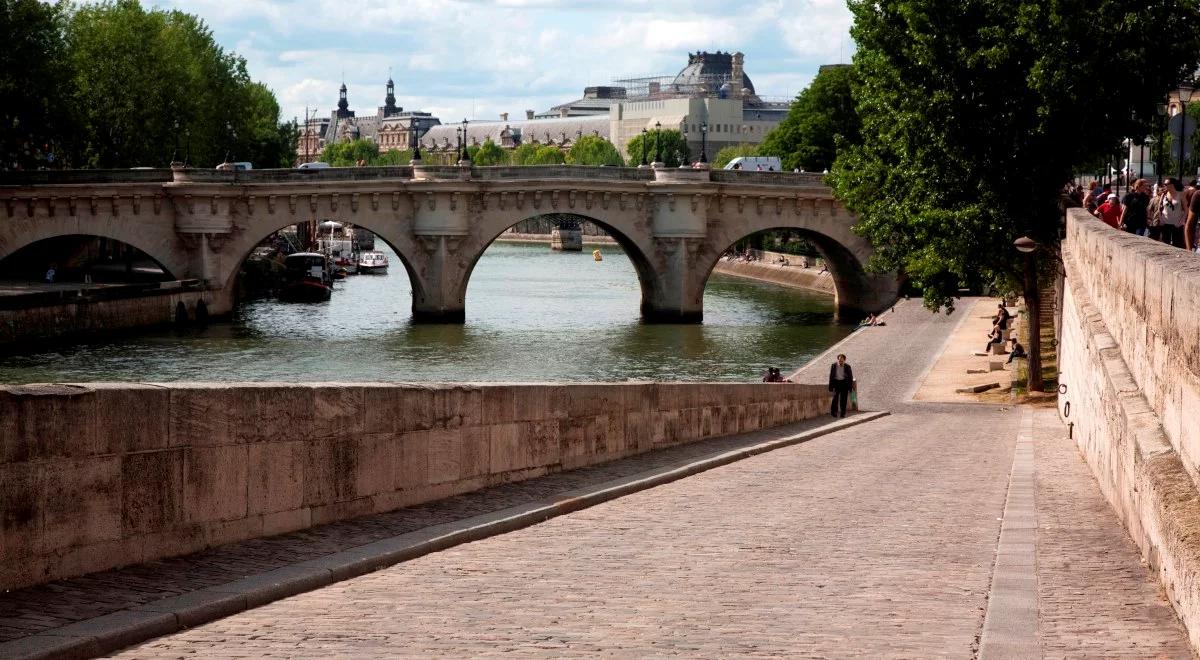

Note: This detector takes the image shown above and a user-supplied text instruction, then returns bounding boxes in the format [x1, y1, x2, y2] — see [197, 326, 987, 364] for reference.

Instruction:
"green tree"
[1, 0, 73, 170]
[511, 142, 539, 165]
[625, 129, 689, 167]
[372, 148, 413, 166]
[526, 145, 565, 165]
[472, 138, 506, 165]
[833, 0, 1200, 312]
[60, 0, 291, 168]
[712, 144, 759, 169]
[323, 138, 379, 166]
[760, 64, 859, 172]
[567, 135, 623, 166]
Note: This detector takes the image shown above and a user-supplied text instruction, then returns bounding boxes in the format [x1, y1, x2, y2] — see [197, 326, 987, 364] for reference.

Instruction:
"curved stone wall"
[1059, 208, 1200, 650]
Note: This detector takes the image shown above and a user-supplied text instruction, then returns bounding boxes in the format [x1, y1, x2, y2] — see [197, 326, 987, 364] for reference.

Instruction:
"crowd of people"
[1068, 177, 1200, 253]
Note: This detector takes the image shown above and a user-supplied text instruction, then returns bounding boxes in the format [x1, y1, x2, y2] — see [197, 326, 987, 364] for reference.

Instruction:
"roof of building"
[418, 115, 610, 149]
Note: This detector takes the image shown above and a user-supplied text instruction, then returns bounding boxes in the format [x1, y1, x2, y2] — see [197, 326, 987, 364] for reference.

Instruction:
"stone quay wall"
[0, 285, 223, 347]
[1058, 208, 1200, 650]
[711, 256, 835, 296]
[0, 380, 831, 591]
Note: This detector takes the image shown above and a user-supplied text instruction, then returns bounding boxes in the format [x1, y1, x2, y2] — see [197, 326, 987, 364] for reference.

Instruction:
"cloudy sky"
[141, 0, 855, 124]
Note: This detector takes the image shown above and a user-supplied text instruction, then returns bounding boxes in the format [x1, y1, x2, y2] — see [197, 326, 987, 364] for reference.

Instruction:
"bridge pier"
[411, 235, 467, 324]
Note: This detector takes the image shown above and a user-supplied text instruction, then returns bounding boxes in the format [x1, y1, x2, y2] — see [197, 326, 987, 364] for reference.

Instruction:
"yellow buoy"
[593, 249, 603, 262]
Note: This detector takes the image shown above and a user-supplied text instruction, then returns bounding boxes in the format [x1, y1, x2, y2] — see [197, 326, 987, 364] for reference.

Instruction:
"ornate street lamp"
[654, 120, 662, 164]
[640, 128, 648, 167]
[1143, 136, 1155, 180]
[1178, 85, 1194, 183]
[1157, 102, 1169, 183]
[700, 122, 708, 164]
[460, 118, 470, 163]
[1014, 236, 1043, 392]
[409, 120, 421, 162]
[171, 119, 181, 166]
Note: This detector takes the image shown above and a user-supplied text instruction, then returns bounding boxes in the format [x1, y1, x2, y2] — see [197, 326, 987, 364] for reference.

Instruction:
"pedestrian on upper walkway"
[828, 354, 854, 418]
[1094, 193, 1122, 229]
[1120, 178, 1151, 236]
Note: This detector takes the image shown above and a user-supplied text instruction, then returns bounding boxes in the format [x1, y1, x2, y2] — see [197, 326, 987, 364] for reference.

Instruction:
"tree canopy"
[0, 0, 294, 169]
[567, 135, 624, 166]
[471, 138, 506, 165]
[323, 139, 379, 167]
[759, 64, 858, 172]
[832, 0, 1200, 311]
[625, 129, 689, 167]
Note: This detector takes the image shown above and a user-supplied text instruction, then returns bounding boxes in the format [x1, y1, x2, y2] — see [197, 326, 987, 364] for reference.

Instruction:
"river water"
[0, 242, 852, 383]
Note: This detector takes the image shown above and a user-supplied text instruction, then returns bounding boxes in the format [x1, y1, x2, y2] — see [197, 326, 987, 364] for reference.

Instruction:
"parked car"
[215, 161, 253, 171]
[297, 162, 331, 169]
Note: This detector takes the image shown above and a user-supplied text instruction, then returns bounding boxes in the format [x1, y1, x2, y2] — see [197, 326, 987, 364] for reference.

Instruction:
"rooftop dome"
[672, 51, 755, 95]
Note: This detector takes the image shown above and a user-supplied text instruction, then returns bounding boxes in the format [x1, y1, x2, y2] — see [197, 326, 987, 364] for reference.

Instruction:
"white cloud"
[137, 0, 852, 123]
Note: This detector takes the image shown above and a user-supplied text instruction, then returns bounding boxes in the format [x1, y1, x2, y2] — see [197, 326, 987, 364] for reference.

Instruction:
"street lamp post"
[1014, 236, 1043, 393]
[460, 118, 470, 163]
[1178, 85, 1194, 183]
[171, 120, 180, 166]
[409, 120, 421, 163]
[1157, 103, 1168, 183]
[700, 122, 708, 164]
[640, 128, 648, 167]
[654, 120, 662, 164]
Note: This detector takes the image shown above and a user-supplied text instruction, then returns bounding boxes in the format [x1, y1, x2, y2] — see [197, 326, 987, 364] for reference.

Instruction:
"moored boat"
[358, 250, 389, 274]
[279, 252, 333, 302]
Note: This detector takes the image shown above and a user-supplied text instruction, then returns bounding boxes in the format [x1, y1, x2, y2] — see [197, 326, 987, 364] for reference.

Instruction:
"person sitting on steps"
[1006, 339, 1027, 364]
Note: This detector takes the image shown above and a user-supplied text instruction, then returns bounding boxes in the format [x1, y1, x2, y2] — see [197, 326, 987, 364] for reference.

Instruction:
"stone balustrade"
[0, 380, 831, 591]
[1058, 207, 1200, 650]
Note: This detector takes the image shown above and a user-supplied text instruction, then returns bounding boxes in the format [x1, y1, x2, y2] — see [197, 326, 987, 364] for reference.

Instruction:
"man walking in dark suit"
[828, 353, 854, 418]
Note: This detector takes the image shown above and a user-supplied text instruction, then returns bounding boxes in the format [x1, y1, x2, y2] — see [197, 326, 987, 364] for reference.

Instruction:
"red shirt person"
[1095, 194, 1122, 228]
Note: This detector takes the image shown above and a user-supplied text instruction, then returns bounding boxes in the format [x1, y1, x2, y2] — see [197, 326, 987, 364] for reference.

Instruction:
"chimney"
[731, 52, 745, 100]
[525, 109, 535, 120]
[500, 112, 508, 121]
[560, 108, 570, 118]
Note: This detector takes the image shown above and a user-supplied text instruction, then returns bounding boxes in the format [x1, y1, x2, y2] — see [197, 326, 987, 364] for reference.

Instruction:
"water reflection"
[0, 242, 851, 383]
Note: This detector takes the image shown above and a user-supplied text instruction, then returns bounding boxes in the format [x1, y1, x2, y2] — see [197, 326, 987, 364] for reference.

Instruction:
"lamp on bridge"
[171, 120, 181, 168]
[639, 128, 648, 168]
[457, 119, 470, 164]
[700, 122, 708, 164]
[1176, 84, 1194, 184]
[409, 120, 422, 164]
[1014, 235, 1044, 393]
[653, 120, 662, 166]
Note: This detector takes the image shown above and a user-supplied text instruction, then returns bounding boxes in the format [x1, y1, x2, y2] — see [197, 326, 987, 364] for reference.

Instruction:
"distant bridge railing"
[0, 165, 832, 188]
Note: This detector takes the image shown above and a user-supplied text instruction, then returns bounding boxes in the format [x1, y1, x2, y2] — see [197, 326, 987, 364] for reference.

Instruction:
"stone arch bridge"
[0, 165, 898, 322]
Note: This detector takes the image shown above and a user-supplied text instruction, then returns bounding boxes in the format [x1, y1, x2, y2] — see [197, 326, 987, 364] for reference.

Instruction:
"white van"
[724, 156, 782, 171]
[215, 161, 253, 171]
[297, 162, 331, 169]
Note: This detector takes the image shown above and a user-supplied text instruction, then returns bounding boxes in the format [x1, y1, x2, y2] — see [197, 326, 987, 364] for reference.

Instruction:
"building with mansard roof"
[295, 78, 439, 163]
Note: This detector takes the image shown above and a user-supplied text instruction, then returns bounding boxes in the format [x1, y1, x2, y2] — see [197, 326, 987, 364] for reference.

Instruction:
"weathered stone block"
[168, 385, 234, 447]
[303, 438, 357, 507]
[432, 385, 483, 429]
[41, 456, 121, 552]
[48, 537, 144, 582]
[0, 463, 42, 560]
[262, 507, 310, 536]
[354, 433, 396, 498]
[310, 497, 373, 526]
[458, 427, 490, 480]
[0, 384, 98, 462]
[184, 445, 249, 523]
[204, 515, 264, 549]
[509, 385, 558, 422]
[394, 429, 430, 490]
[312, 386, 365, 438]
[121, 449, 184, 535]
[239, 385, 314, 444]
[426, 428, 465, 484]
[247, 441, 305, 516]
[554, 385, 624, 419]
[90, 384, 170, 454]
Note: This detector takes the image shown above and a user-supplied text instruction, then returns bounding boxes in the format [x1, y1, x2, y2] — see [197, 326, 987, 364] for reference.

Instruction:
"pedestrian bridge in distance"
[0, 165, 898, 322]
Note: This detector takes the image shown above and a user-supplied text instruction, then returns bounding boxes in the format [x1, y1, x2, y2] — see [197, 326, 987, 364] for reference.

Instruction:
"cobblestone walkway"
[1032, 406, 1191, 658]
[115, 405, 1018, 658]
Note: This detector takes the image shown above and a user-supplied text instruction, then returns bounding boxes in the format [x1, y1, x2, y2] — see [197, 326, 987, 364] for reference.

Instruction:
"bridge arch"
[696, 211, 898, 320]
[212, 216, 428, 312]
[0, 219, 189, 282]
[449, 209, 659, 320]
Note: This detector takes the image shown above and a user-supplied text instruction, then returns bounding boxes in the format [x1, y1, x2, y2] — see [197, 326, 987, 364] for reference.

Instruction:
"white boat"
[357, 250, 389, 274]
